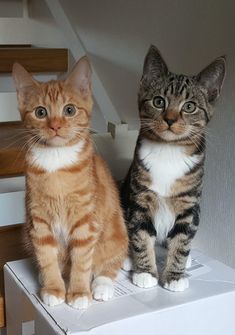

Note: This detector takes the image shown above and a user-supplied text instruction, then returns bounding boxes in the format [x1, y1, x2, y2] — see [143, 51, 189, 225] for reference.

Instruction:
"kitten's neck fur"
[139, 130, 206, 156]
[27, 136, 92, 173]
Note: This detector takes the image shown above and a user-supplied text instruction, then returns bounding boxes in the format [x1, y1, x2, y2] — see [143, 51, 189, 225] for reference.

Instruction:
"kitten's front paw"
[67, 292, 91, 309]
[92, 276, 114, 301]
[133, 272, 158, 288]
[163, 277, 189, 292]
[41, 289, 65, 307]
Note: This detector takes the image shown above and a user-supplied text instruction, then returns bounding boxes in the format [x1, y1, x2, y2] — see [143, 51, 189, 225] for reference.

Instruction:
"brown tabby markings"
[13, 57, 128, 308]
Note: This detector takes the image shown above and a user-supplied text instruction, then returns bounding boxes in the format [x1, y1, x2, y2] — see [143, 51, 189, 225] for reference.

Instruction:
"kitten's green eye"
[182, 101, 196, 113]
[35, 106, 47, 119]
[153, 96, 165, 109]
[63, 104, 76, 117]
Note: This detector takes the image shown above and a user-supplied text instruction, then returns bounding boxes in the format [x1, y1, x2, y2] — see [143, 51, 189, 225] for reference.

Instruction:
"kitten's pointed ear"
[66, 56, 92, 96]
[142, 45, 168, 84]
[12, 62, 36, 91]
[196, 56, 226, 103]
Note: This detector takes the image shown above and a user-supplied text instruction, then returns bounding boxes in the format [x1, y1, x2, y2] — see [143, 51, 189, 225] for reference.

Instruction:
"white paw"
[92, 276, 114, 301]
[186, 254, 192, 269]
[164, 277, 189, 292]
[132, 272, 158, 288]
[68, 296, 89, 309]
[122, 257, 133, 271]
[41, 293, 64, 307]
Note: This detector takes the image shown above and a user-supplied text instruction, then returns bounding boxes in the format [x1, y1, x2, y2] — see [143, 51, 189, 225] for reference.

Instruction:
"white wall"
[60, 0, 235, 268]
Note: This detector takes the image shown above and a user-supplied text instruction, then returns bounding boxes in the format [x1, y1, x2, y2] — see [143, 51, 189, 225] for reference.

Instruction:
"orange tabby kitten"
[12, 57, 128, 309]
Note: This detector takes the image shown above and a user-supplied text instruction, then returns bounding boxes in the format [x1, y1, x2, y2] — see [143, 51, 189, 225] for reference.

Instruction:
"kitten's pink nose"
[49, 120, 61, 131]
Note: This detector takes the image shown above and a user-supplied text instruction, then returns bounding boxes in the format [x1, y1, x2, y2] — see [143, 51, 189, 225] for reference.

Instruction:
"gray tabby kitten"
[121, 45, 226, 291]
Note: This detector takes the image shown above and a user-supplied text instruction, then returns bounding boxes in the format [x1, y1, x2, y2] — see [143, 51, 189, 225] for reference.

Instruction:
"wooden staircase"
[0, 122, 26, 178]
[0, 46, 68, 73]
[0, 45, 69, 327]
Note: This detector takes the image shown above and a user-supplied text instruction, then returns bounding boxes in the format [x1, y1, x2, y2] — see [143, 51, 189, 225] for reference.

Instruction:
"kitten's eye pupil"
[63, 104, 76, 117]
[153, 96, 165, 109]
[183, 101, 196, 113]
[35, 107, 47, 119]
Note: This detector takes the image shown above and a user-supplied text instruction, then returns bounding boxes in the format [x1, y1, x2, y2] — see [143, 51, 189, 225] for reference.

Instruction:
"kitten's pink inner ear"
[12, 63, 36, 91]
[66, 56, 92, 96]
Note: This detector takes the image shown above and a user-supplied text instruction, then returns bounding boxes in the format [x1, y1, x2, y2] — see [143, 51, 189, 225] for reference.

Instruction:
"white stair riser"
[0, 191, 25, 226]
[0, 92, 19, 122]
[0, 176, 25, 226]
[0, 74, 59, 93]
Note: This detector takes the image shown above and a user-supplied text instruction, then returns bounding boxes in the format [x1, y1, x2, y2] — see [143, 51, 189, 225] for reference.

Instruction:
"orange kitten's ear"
[66, 56, 92, 96]
[12, 62, 37, 91]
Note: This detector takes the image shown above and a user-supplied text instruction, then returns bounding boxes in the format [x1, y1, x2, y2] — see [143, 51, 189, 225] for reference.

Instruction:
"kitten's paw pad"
[92, 276, 114, 301]
[41, 292, 64, 307]
[68, 296, 90, 309]
[133, 272, 158, 288]
[186, 254, 192, 269]
[164, 278, 189, 292]
[122, 257, 133, 271]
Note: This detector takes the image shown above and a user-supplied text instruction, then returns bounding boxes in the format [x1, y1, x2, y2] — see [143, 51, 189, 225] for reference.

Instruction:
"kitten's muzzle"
[49, 119, 62, 132]
[164, 117, 176, 127]
[162, 110, 178, 128]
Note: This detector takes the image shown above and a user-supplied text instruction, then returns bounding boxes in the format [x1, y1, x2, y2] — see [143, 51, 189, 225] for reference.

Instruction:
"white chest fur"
[139, 138, 199, 241]
[30, 141, 84, 173]
[52, 222, 70, 247]
[139, 139, 199, 197]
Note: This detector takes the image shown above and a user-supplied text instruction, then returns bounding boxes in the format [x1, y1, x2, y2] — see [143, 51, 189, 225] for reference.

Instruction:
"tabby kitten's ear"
[197, 56, 226, 103]
[141, 45, 168, 85]
[12, 62, 37, 91]
[66, 56, 92, 97]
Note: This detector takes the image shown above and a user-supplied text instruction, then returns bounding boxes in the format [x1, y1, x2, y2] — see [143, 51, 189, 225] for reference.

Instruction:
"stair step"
[0, 122, 26, 178]
[0, 44, 31, 48]
[0, 47, 68, 73]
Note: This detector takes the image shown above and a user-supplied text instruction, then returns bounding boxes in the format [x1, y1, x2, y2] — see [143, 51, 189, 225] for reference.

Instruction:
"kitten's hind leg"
[92, 220, 128, 302]
[92, 275, 114, 301]
[92, 259, 124, 302]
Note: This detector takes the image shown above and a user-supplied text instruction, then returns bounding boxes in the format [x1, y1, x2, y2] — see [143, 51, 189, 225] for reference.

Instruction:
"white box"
[4, 250, 235, 335]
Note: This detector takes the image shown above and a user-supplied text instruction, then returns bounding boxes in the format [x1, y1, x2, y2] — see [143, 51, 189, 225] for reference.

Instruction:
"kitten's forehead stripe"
[165, 74, 192, 99]
[46, 83, 61, 103]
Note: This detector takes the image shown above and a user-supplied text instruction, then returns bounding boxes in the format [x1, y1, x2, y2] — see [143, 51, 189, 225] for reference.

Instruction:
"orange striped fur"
[12, 57, 128, 309]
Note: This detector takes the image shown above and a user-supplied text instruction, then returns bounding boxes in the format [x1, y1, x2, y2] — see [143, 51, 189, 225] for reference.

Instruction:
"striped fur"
[121, 45, 226, 290]
[13, 57, 128, 308]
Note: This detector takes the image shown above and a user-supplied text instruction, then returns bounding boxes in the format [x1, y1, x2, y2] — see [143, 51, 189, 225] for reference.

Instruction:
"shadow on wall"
[89, 52, 141, 130]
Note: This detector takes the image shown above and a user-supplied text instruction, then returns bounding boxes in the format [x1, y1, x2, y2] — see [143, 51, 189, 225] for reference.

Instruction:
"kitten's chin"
[46, 136, 69, 147]
[156, 130, 186, 142]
